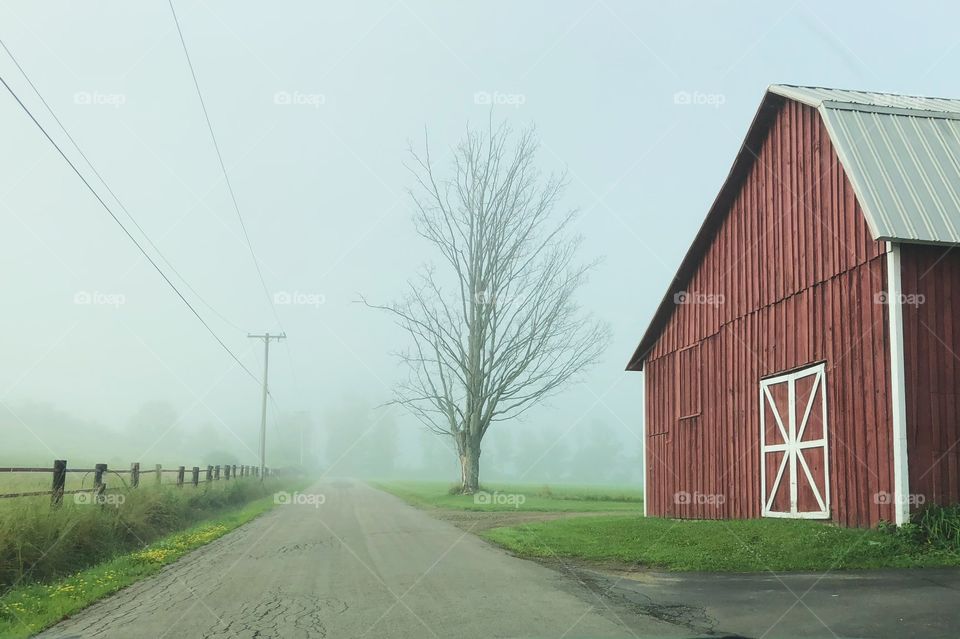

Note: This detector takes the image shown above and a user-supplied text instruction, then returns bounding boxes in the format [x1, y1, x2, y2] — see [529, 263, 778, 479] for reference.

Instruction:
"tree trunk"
[458, 441, 481, 494]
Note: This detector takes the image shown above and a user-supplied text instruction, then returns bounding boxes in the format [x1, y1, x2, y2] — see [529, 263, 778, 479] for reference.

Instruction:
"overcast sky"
[2, 1, 960, 470]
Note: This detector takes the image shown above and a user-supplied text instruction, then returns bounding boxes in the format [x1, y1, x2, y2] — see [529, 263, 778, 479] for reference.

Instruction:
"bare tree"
[367, 121, 609, 493]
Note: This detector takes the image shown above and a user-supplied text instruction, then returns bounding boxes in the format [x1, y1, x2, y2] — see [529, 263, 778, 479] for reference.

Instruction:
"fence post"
[215, 465, 221, 480]
[225, 464, 231, 480]
[94, 463, 107, 502]
[177, 466, 185, 487]
[131, 462, 140, 488]
[192, 466, 199, 487]
[232, 465, 237, 479]
[51, 459, 66, 507]
[155, 464, 162, 484]
[206, 465, 213, 482]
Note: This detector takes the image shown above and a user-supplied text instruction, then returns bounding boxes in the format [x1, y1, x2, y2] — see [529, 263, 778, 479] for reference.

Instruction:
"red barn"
[628, 85, 960, 528]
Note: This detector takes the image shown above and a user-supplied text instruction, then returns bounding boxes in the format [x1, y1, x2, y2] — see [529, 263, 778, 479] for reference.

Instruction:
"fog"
[2, 2, 959, 484]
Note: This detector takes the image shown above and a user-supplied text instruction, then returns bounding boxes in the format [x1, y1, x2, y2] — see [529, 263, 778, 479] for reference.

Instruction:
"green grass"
[0, 494, 285, 639]
[374, 480, 643, 512]
[483, 515, 960, 571]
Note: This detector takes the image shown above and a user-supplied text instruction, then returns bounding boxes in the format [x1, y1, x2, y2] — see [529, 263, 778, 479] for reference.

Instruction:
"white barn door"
[760, 363, 830, 519]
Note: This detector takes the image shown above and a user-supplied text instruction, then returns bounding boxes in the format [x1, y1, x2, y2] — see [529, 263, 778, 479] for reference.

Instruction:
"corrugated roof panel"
[821, 107, 960, 243]
[771, 85, 960, 114]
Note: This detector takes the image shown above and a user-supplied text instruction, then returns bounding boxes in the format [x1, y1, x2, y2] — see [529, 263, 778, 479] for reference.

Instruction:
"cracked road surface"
[37, 481, 686, 639]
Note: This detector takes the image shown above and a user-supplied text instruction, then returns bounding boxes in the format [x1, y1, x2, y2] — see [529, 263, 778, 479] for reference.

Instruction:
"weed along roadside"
[0, 459, 284, 589]
[0, 463, 308, 639]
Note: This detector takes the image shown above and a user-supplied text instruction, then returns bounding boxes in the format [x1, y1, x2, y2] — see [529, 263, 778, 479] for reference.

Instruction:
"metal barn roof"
[770, 85, 960, 244]
[628, 85, 960, 371]
[769, 85, 960, 115]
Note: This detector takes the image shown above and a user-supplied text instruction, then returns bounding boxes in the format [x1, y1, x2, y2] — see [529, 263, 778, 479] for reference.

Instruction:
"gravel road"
[37, 480, 685, 639]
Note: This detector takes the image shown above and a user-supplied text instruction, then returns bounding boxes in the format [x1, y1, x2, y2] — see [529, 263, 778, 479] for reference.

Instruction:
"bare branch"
[366, 120, 610, 491]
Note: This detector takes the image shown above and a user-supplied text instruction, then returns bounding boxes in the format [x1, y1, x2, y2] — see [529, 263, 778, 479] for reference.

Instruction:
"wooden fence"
[0, 460, 273, 506]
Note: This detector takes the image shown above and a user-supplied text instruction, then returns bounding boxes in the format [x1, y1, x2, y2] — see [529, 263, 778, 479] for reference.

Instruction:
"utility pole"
[248, 332, 286, 480]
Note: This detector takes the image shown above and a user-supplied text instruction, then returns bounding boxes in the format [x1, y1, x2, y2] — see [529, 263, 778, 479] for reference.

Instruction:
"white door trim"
[886, 242, 911, 526]
[641, 370, 648, 517]
[760, 363, 830, 519]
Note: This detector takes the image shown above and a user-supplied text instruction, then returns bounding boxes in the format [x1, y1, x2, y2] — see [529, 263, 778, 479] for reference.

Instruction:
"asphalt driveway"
[568, 562, 960, 638]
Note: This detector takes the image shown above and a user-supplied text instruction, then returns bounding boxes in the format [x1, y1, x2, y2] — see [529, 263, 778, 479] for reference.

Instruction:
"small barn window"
[677, 344, 701, 419]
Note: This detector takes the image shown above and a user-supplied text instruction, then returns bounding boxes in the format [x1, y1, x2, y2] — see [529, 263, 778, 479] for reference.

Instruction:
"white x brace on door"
[760, 363, 830, 519]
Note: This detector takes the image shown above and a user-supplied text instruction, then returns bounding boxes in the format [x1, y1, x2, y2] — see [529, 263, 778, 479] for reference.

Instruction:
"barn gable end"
[641, 97, 895, 527]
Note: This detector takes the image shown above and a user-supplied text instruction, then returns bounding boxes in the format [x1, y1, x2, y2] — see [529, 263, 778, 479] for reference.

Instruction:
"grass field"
[0, 470, 144, 497]
[373, 481, 643, 512]
[483, 514, 960, 571]
[0, 466, 241, 494]
[0, 494, 283, 639]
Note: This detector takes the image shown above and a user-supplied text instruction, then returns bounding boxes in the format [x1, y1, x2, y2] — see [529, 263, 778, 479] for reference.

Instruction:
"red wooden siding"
[900, 244, 960, 507]
[677, 344, 701, 419]
[644, 100, 894, 528]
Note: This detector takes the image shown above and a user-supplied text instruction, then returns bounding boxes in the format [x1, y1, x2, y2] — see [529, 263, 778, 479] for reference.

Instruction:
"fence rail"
[0, 460, 273, 505]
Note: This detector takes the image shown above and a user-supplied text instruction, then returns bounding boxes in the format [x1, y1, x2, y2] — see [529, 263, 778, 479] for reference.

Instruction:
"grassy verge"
[373, 480, 643, 512]
[0, 479, 290, 588]
[483, 514, 960, 571]
[0, 486, 300, 639]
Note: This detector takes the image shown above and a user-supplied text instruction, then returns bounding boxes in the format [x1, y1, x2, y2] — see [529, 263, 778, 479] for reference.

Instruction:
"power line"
[0, 37, 247, 335]
[0, 70, 262, 385]
[167, 0, 286, 335]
